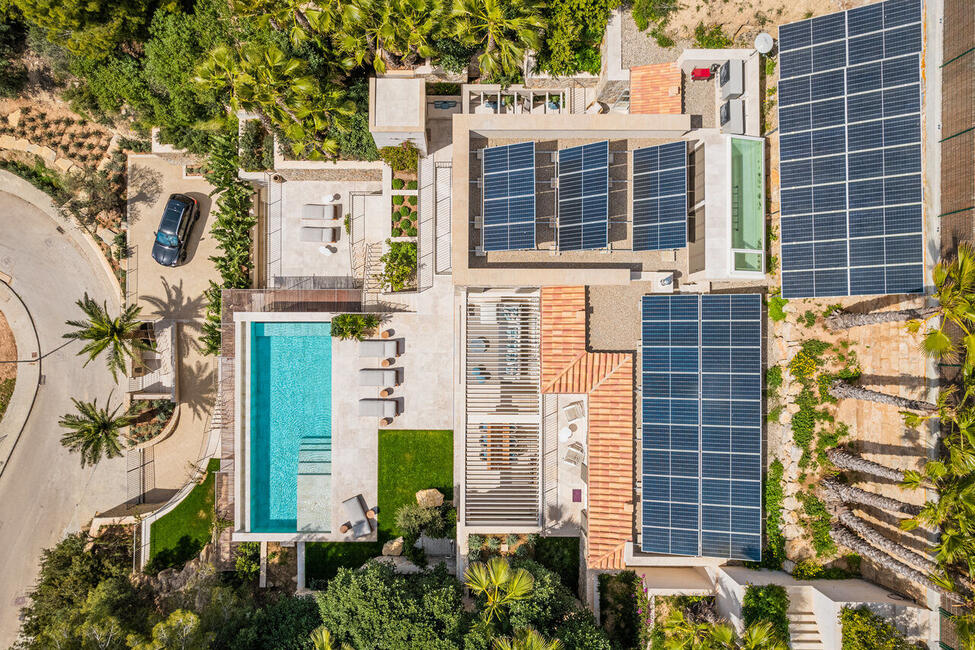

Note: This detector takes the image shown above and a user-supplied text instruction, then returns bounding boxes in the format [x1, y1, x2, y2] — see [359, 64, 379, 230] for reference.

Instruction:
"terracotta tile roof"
[539, 287, 634, 570]
[629, 63, 682, 115]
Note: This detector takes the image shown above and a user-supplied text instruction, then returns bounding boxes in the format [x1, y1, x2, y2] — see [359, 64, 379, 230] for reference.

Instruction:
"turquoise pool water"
[249, 321, 332, 532]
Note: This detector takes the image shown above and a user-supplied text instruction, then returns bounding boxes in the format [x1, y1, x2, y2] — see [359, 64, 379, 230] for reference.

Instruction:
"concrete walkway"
[0, 186, 127, 647]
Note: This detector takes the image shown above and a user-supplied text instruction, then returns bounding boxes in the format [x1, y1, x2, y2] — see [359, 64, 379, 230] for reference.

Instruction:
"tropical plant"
[63, 293, 151, 382]
[311, 625, 354, 650]
[821, 478, 922, 516]
[840, 606, 917, 650]
[379, 142, 420, 172]
[825, 447, 911, 483]
[58, 397, 132, 466]
[231, 0, 340, 47]
[375, 240, 417, 292]
[830, 525, 963, 602]
[741, 586, 789, 646]
[337, 0, 446, 73]
[451, 0, 546, 81]
[330, 313, 381, 340]
[494, 627, 563, 650]
[464, 557, 534, 623]
[828, 379, 937, 413]
[194, 43, 355, 159]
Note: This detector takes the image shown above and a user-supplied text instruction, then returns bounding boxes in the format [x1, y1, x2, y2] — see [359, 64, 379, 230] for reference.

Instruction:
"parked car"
[151, 194, 199, 267]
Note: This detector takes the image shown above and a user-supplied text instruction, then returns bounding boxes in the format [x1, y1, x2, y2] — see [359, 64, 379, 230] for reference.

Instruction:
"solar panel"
[481, 142, 536, 251]
[777, 0, 924, 298]
[632, 142, 687, 250]
[641, 294, 762, 561]
[558, 142, 609, 250]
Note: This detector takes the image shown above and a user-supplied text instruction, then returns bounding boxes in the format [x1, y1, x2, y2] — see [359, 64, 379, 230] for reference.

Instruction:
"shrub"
[766, 365, 783, 391]
[742, 585, 790, 645]
[330, 313, 380, 340]
[406, 226, 417, 237]
[694, 23, 734, 48]
[598, 571, 641, 649]
[376, 240, 417, 292]
[432, 38, 477, 74]
[392, 195, 405, 206]
[0, 155, 69, 201]
[379, 142, 419, 172]
[406, 195, 416, 206]
[789, 351, 817, 379]
[468, 534, 484, 550]
[392, 178, 405, 189]
[426, 81, 462, 95]
[239, 120, 273, 171]
[800, 492, 836, 556]
[392, 226, 403, 237]
[768, 293, 788, 321]
[485, 536, 501, 551]
[407, 180, 417, 189]
[394, 503, 437, 538]
[632, 0, 678, 32]
[841, 606, 917, 649]
[234, 541, 261, 581]
[764, 459, 785, 567]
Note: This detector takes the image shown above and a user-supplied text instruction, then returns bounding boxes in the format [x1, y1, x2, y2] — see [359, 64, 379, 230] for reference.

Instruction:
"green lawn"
[376, 429, 453, 541]
[147, 458, 220, 573]
[306, 429, 453, 585]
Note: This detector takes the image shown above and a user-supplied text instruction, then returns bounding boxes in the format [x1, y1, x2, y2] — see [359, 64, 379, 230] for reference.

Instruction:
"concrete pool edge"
[233, 311, 339, 542]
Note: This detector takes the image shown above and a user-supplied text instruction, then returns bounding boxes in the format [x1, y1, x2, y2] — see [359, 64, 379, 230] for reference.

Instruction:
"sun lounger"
[299, 226, 339, 243]
[562, 400, 585, 424]
[359, 398, 398, 417]
[563, 442, 585, 467]
[359, 339, 399, 358]
[341, 495, 372, 538]
[359, 368, 399, 387]
[302, 204, 339, 220]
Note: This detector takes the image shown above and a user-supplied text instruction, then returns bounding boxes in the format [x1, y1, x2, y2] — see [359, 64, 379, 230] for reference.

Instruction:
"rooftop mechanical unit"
[719, 99, 744, 135]
[719, 59, 744, 100]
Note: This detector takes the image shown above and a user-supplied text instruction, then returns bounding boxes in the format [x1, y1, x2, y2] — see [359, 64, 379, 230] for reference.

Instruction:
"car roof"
[159, 196, 188, 234]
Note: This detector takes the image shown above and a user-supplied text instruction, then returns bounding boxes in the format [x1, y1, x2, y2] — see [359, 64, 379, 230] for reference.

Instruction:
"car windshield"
[155, 231, 179, 247]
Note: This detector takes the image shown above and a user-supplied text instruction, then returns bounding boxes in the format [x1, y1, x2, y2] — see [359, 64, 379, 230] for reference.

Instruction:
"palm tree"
[451, 0, 546, 81]
[231, 0, 336, 46]
[830, 525, 964, 603]
[493, 627, 563, 650]
[825, 447, 910, 483]
[830, 505, 938, 574]
[58, 397, 132, 467]
[821, 478, 923, 516]
[740, 622, 787, 650]
[828, 379, 937, 413]
[310, 626, 354, 650]
[64, 293, 151, 382]
[194, 44, 354, 159]
[337, 0, 446, 73]
[464, 557, 534, 623]
[828, 244, 975, 366]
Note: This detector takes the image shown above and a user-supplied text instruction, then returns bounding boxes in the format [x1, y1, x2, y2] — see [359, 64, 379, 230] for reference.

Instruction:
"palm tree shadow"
[857, 374, 933, 390]
[126, 164, 163, 226]
[141, 277, 207, 321]
[179, 357, 216, 420]
[835, 295, 921, 315]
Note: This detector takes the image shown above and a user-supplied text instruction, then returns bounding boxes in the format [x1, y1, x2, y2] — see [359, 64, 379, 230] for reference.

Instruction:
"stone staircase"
[296, 437, 331, 532]
[787, 597, 825, 649]
[362, 241, 385, 294]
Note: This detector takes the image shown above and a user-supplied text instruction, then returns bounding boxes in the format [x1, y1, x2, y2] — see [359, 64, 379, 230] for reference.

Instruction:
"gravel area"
[280, 168, 382, 182]
[621, 11, 682, 70]
[0, 310, 15, 382]
[588, 284, 646, 352]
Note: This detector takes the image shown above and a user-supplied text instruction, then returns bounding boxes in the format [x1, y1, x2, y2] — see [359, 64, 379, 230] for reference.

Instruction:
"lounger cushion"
[359, 368, 398, 386]
[299, 227, 339, 243]
[359, 340, 398, 357]
[358, 398, 397, 417]
[302, 204, 337, 220]
[341, 496, 372, 538]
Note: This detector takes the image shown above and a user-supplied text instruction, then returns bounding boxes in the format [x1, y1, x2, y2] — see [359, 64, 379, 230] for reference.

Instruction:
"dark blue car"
[151, 194, 199, 267]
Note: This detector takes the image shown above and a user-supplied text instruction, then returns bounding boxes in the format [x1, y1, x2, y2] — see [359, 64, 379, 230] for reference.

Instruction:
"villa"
[202, 0, 944, 644]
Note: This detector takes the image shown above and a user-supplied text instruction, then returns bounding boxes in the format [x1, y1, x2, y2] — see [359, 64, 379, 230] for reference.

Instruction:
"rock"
[782, 496, 800, 512]
[782, 559, 796, 574]
[0, 135, 15, 149]
[382, 536, 404, 556]
[416, 488, 444, 508]
[783, 523, 803, 539]
[37, 146, 56, 163]
[54, 158, 75, 173]
[7, 110, 19, 127]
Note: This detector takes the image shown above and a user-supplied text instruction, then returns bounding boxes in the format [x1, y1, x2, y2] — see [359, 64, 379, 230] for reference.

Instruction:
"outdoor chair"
[562, 442, 585, 468]
[562, 401, 585, 425]
[358, 398, 398, 418]
[359, 339, 399, 358]
[299, 226, 339, 243]
[359, 368, 399, 387]
[302, 204, 339, 220]
[341, 495, 373, 538]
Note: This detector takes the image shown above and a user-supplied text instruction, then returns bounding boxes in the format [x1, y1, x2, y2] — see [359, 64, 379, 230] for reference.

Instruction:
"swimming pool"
[249, 321, 332, 532]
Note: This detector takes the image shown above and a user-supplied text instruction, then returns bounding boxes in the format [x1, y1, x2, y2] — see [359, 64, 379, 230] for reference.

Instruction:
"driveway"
[126, 155, 220, 494]
[0, 191, 126, 647]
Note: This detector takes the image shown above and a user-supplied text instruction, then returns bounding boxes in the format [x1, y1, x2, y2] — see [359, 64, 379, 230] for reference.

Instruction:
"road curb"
[0, 280, 41, 481]
[0, 170, 123, 302]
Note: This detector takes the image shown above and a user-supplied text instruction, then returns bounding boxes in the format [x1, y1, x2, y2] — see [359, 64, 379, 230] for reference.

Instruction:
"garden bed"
[0, 308, 16, 425]
[239, 120, 274, 172]
[390, 194, 417, 237]
[0, 103, 111, 169]
[376, 240, 417, 292]
[598, 571, 653, 649]
[126, 399, 176, 446]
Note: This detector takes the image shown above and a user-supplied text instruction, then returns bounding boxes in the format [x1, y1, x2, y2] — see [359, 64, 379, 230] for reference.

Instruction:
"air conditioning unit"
[720, 99, 744, 135]
[719, 59, 744, 100]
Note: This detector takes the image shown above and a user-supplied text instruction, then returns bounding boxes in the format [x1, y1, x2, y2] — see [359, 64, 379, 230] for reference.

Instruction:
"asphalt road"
[0, 191, 127, 646]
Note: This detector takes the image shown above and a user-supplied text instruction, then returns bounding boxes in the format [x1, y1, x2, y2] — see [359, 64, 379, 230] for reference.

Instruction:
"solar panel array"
[558, 141, 609, 250]
[641, 294, 762, 561]
[482, 142, 536, 251]
[777, 0, 924, 298]
[633, 142, 688, 250]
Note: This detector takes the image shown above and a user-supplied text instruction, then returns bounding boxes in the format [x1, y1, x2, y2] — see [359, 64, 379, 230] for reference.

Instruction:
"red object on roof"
[691, 67, 713, 80]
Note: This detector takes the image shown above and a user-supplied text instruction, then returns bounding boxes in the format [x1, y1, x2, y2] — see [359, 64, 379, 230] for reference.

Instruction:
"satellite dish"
[755, 32, 774, 54]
